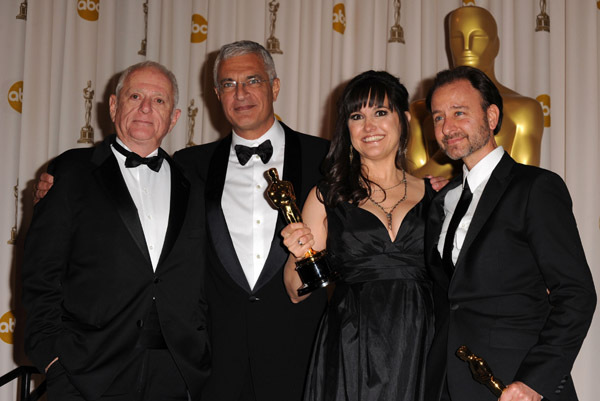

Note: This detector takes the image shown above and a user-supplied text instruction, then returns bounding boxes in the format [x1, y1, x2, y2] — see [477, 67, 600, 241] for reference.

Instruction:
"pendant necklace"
[368, 169, 407, 231]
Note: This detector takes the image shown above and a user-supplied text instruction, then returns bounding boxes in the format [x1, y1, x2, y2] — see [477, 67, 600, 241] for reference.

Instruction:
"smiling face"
[430, 79, 498, 169]
[214, 53, 280, 140]
[347, 96, 408, 165]
[110, 67, 180, 156]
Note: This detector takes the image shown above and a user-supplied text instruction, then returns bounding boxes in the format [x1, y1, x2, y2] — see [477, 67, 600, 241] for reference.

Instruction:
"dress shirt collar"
[231, 118, 284, 161]
[113, 136, 160, 160]
[463, 146, 504, 192]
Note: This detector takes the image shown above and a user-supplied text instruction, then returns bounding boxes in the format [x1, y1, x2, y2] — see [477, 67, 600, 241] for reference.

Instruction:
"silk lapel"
[156, 155, 190, 269]
[454, 153, 515, 271]
[92, 136, 152, 266]
[254, 125, 301, 291]
[205, 135, 252, 293]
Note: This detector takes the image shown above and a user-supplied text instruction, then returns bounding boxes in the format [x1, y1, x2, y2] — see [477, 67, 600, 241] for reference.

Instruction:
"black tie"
[234, 140, 273, 166]
[112, 140, 164, 172]
[442, 181, 473, 277]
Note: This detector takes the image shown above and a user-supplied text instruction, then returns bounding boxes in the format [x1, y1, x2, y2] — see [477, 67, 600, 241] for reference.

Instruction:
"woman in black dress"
[282, 70, 435, 401]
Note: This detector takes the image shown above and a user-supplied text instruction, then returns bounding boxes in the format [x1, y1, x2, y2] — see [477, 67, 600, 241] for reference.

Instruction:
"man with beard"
[424, 66, 596, 401]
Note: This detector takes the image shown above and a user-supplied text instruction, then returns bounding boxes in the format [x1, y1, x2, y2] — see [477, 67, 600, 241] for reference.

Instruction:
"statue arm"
[504, 98, 544, 166]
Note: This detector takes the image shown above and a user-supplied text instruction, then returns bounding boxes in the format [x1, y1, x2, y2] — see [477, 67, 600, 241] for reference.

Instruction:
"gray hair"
[213, 40, 278, 88]
[115, 61, 179, 108]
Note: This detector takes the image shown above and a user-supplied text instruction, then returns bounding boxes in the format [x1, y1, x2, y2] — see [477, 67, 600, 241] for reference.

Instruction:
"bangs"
[343, 80, 394, 115]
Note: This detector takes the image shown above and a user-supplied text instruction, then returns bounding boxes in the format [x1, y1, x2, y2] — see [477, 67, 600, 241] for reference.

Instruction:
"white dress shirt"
[222, 119, 285, 289]
[112, 137, 171, 271]
[438, 146, 504, 265]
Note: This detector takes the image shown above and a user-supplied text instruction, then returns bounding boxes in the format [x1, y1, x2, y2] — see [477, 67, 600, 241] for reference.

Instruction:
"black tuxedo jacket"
[425, 152, 596, 401]
[174, 122, 329, 401]
[23, 135, 210, 400]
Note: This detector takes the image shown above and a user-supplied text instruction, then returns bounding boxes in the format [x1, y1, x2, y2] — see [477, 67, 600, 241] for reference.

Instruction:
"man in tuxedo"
[173, 41, 329, 401]
[424, 65, 596, 401]
[22, 61, 209, 401]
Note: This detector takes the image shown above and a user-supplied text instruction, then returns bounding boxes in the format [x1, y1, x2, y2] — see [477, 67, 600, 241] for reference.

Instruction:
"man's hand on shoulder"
[499, 381, 542, 401]
[33, 172, 54, 205]
[426, 175, 449, 192]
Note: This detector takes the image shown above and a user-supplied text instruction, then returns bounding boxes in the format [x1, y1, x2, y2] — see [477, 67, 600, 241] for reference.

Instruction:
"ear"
[404, 111, 412, 123]
[169, 109, 182, 132]
[109, 94, 117, 122]
[486, 104, 500, 132]
[271, 78, 281, 102]
[214, 87, 221, 102]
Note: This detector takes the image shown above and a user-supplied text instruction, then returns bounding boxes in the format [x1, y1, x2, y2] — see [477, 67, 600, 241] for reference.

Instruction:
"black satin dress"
[303, 181, 434, 401]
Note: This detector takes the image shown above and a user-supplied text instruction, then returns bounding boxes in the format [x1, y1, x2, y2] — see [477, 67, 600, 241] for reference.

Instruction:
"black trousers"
[46, 349, 188, 401]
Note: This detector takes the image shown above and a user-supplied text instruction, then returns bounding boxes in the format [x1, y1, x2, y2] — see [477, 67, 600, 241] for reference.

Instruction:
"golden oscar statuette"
[265, 168, 337, 295]
[456, 345, 506, 397]
[138, 0, 149, 55]
[16, 0, 28, 20]
[388, 0, 405, 43]
[79, 81, 94, 144]
[266, 0, 283, 54]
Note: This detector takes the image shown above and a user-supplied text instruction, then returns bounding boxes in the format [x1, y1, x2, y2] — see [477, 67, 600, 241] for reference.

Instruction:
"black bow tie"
[112, 140, 164, 172]
[234, 140, 273, 166]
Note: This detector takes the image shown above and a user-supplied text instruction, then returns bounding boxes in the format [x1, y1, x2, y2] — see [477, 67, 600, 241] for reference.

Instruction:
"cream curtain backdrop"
[1, 0, 598, 399]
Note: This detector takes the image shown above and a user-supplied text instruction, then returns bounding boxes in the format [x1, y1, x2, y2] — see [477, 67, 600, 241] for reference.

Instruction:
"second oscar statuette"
[265, 168, 337, 295]
[456, 345, 506, 397]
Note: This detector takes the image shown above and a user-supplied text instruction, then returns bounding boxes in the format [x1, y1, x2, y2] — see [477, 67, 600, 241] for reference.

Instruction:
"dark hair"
[320, 70, 410, 207]
[425, 65, 503, 135]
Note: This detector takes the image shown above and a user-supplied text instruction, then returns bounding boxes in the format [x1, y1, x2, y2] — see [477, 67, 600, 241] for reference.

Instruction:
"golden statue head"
[448, 6, 499, 71]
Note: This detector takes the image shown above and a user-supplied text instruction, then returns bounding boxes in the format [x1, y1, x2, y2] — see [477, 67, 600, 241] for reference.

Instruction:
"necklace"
[368, 170, 407, 231]
[372, 180, 404, 192]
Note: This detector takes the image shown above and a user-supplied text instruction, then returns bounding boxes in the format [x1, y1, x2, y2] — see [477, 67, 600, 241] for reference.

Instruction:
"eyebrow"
[219, 74, 263, 83]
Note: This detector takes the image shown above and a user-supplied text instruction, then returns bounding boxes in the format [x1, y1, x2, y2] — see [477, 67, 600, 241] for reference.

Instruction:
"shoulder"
[281, 122, 329, 149]
[49, 147, 96, 177]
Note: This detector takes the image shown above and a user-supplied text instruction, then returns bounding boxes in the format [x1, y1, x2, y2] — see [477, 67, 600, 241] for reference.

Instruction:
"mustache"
[442, 133, 466, 145]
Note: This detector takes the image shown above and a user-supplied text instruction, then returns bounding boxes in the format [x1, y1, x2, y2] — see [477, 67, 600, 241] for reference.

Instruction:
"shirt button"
[256, 220, 261, 224]
[256, 184, 261, 189]
[147, 215, 152, 220]
[149, 245, 154, 250]
[256, 254, 261, 259]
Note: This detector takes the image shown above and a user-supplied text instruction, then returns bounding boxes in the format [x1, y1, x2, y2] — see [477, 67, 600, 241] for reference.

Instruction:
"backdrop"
[1, 0, 598, 399]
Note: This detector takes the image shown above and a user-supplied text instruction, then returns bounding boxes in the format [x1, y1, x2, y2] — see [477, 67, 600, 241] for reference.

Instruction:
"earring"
[349, 144, 354, 163]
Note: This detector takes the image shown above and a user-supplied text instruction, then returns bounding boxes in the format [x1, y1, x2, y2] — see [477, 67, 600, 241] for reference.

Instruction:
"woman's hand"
[281, 222, 314, 259]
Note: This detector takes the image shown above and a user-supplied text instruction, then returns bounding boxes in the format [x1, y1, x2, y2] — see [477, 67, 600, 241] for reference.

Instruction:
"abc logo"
[536, 94, 551, 128]
[191, 14, 208, 43]
[333, 4, 346, 34]
[77, 0, 100, 21]
[8, 81, 23, 113]
[0, 311, 15, 345]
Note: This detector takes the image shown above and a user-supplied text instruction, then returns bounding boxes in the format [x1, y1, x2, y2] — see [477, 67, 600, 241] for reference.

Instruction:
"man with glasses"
[174, 41, 329, 401]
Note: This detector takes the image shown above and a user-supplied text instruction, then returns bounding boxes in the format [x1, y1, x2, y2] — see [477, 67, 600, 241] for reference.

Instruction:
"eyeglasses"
[218, 78, 268, 93]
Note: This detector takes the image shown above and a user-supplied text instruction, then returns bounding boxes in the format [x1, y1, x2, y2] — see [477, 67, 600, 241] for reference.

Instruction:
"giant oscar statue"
[407, 5, 544, 178]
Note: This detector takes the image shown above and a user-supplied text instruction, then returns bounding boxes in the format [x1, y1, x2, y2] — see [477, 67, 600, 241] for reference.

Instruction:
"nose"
[364, 116, 376, 132]
[139, 97, 152, 114]
[441, 116, 456, 136]
[234, 82, 249, 99]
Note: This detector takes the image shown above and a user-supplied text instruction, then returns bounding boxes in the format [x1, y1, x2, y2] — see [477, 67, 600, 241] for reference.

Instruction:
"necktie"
[234, 140, 273, 166]
[442, 181, 473, 277]
[112, 140, 164, 172]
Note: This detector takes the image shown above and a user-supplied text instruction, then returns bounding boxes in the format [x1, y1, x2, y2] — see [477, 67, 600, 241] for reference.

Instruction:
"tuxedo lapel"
[454, 153, 515, 271]
[254, 125, 302, 291]
[157, 155, 190, 268]
[205, 135, 251, 292]
[427, 176, 462, 289]
[91, 137, 152, 266]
